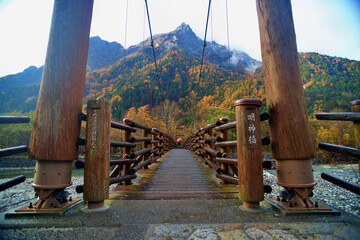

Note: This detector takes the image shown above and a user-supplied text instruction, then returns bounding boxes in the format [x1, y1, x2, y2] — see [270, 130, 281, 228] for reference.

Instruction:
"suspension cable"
[144, 0, 168, 132]
[192, 0, 212, 131]
[124, 0, 129, 57]
[210, 2, 213, 42]
[197, 0, 212, 95]
[225, 0, 231, 67]
[143, 1, 146, 46]
[144, 0, 164, 102]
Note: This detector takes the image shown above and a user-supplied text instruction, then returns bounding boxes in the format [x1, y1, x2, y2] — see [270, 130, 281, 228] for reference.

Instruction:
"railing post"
[235, 99, 263, 208]
[151, 128, 159, 160]
[219, 117, 230, 183]
[199, 128, 205, 162]
[256, 0, 315, 208]
[143, 129, 149, 169]
[350, 99, 360, 173]
[123, 118, 133, 185]
[84, 100, 111, 209]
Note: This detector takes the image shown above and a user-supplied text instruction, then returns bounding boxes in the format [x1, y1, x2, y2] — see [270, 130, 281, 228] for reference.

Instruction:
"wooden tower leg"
[28, 0, 94, 209]
[256, 0, 315, 208]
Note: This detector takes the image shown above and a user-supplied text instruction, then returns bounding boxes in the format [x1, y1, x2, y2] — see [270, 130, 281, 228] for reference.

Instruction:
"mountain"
[1, 23, 359, 123]
[0, 36, 125, 113]
[0, 66, 43, 90]
[87, 36, 125, 71]
[298, 52, 360, 117]
[126, 23, 261, 72]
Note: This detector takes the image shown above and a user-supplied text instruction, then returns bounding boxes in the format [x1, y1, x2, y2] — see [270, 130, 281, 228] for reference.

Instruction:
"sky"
[0, 0, 359, 78]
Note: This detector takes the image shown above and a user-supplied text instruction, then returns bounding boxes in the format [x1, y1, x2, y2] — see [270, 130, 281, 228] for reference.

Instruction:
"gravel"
[263, 165, 360, 216]
[1, 165, 359, 216]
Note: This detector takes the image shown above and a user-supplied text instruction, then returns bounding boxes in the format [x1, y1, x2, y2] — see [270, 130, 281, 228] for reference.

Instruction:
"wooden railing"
[74, 99, 176, 208]
[316, 99, 360, 195]
[0, 116, 29, 191]
[185, 98, 272, 208]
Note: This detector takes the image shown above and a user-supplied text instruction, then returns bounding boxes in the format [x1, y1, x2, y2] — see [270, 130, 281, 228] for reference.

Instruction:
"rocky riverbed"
[0, 164, 359, 216]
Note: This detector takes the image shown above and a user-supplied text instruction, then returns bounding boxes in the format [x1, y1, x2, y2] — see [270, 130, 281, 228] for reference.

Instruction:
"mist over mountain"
[126, 22, 261, 72]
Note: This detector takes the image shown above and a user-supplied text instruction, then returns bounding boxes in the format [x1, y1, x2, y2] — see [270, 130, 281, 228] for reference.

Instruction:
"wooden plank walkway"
[109, 149, 238, 200]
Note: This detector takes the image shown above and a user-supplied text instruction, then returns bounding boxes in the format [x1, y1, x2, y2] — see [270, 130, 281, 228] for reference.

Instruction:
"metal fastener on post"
[235, 98, 264, 208]
[84, 100, 111, 209]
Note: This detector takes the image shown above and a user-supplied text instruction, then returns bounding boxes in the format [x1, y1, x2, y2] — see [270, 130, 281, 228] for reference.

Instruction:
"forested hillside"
[1, 24, 359, 154]
[299, 52, 360, 117]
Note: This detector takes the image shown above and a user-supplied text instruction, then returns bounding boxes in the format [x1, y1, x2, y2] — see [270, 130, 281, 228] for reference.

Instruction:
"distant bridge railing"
[185, 98, 271, 208]
[74, 99, 176, 209]
[316, 99, 360, 195]
[0, 116, 29, 192]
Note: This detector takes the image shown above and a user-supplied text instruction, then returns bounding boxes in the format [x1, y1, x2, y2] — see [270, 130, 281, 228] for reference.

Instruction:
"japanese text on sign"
[247, 113, 256, 146]
[91, 111, 98, 148]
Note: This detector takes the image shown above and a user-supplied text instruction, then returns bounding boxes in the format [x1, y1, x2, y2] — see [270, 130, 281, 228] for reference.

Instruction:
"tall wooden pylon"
[256, 0, 315, 209]
[28, 0, 94, 209]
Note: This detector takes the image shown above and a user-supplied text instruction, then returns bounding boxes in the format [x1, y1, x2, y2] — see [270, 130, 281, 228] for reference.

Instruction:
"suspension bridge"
[0, 0, 360, 239]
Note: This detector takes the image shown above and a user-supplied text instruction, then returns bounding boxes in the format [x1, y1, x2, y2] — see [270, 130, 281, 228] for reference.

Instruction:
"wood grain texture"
[109, 149, 238, 200]
[84, 100, 111, 202]
[29, 0, 94, 161]
[235, 100, 264, 202]
[256, 0, 314, 160]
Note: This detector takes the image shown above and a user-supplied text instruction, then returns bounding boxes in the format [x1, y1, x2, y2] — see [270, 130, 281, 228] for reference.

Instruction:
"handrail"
[316, 99, 360, 192]
[0, 175, 26, 192]
[318, 142, 360, 158]
[316, 112, 360, 122]
[185, 98, 271, 208]
[78, 112, 137, 132]
[77, 101, 176, 209]
[130, 137, 152, 143]
[321, 173, 360, 195]
[0, 116, 30, 124]
[0, 145, 28, 158]
[0, 115, 29, 191]
[130, 121, 152, 131]
[214, 121, 236, 131]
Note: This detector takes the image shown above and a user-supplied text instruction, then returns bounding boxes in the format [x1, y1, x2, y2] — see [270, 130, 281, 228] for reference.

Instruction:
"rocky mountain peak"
[175, 22, 192, 32]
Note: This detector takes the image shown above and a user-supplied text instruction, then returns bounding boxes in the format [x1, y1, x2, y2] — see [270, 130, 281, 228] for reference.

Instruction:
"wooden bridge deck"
[109, 149, 238, 200]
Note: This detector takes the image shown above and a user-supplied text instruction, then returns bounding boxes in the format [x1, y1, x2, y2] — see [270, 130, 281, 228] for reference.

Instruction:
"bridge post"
[28, 0, 94, 209]
[219, 117, 230, 184]
[256, 0, 315, 208]
[143, 129, 149, 169]
[350, 100, 360, 173]
[84, 100, 111, 209]
[123, 118, 133, 185]
[235, 99, 264, 208]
